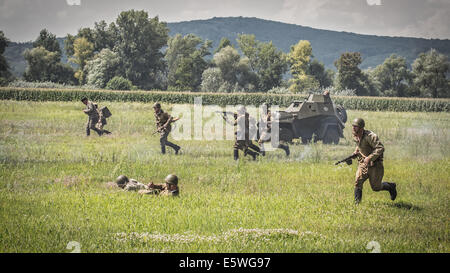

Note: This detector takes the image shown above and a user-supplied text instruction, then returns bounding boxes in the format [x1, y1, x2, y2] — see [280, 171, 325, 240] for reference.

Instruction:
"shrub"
[0, 87, 448, 112]
[105, 76, 134, 91]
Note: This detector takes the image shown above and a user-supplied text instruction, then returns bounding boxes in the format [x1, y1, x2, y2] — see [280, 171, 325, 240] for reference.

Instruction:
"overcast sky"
[1, 0, 449, 42]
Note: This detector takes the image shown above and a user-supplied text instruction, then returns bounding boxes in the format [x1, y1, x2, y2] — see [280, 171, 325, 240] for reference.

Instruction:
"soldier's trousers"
[259, 131, 289, 155]
[160, 130, 180, 154]
[354, 161, 384, 191]
[86, 117, 102, 136]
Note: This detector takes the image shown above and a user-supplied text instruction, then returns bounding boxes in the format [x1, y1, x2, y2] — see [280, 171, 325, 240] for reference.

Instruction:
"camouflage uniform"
[353, 129, 397, 203]
[233, 112, 260, 160]
[123, 179, 148, 191]
[354, 130, 385, 191]
[155, 109, 180, 154]
[138, 183, 179, 196]
[83, 100, 102, 136]
[258, 111, 290, 156]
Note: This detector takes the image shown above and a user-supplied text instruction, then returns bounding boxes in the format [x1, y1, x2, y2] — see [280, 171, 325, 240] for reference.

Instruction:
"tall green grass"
[0, 100, 449, 252]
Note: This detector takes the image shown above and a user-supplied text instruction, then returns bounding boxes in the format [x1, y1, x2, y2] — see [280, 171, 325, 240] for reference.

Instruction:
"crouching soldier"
[81, 97, 103, 136]
[351, 118, 397, 204]
[138, 174, 180, 196]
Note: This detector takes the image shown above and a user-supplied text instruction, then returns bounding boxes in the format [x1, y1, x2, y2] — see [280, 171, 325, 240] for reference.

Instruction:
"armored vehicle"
[275, 93, 347, 144]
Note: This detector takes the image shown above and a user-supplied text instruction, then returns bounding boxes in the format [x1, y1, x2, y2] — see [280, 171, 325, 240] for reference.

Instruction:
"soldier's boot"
[166, 141, 180, 155]
[258, 143, 266, 156]
[86, 127, 90, 136]
[233, 149, 239, 160]
[248, 143, 261, 153]
[382, 182, 397, 201]
[161, 144, 166, 154]
[279, 144, 290, 156]
[354, 188, 363, 205]
[93, 128, 103, 136]
[103, 130, 112, 135]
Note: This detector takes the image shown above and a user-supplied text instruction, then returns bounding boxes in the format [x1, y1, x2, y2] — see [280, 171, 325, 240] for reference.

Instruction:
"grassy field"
[0, 100, 449, 253]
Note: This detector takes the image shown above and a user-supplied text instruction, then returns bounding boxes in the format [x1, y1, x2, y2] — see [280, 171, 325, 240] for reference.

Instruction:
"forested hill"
[4, 16, 450, 77]
[167, 17, 450, 69]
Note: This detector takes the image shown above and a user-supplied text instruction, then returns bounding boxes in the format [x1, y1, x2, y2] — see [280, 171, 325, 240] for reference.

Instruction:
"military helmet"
[164, 174, 178, 185]
[115, 175, 129, 186]
[352, 118, 365, 128]
[81, 97, 88, 102]
[153, 102, 161, 109]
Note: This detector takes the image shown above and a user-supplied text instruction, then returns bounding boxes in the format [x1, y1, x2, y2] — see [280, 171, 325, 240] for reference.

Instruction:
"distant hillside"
[4, 16, 450, 78]
[167, 17, 450, 69]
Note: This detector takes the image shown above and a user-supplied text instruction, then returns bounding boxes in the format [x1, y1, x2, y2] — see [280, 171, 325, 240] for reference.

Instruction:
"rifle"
[152, 117, 180, 135]
[215, 111, 237, 124]
[335, 154, 358, 165]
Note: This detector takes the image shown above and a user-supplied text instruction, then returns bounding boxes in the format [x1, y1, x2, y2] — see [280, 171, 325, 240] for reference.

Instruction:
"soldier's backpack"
[100, 106, 112, 118]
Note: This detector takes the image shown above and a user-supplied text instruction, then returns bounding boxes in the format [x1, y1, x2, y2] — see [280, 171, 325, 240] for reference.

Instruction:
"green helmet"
[165, 174, 178, 185]
[352, 118, 365, 128]
[115, 175, 129, 186]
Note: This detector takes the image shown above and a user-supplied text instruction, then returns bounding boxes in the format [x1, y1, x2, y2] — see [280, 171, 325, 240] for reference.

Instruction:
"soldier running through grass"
[258, 103, 290, 157]
[351, 118, 397, 204]
[81, 97, 103, 136]
[223, 106, 260, 160]
[94, 103, 111, 135]
[153, 102, 180, 155]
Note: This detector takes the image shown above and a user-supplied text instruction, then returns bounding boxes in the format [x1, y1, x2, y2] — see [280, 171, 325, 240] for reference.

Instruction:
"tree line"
[0, 10, 448, 98]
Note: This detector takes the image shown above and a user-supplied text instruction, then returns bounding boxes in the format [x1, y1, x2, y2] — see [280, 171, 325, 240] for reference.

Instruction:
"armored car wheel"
[336, 105, 347, 123]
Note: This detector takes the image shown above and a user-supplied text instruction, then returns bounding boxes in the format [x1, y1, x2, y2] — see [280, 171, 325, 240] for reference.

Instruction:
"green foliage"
[371, 54, 411, 97]
[308, 59, 334, 88]
[0, 87, 448, 112]
[114, 10, 169, 90]
[69, 37, 95, 85]
[165, 34, 211, 91]
[205, 46, 258, 92]
[412, 49, 449, 98]
[23, 47, 75, 84]
[85, 48, 121, 88]
[24, 30, 75, 85]
[287, 40, 319, 93]
[105, 76, 135, 90]
[0, 31, 13, 86]
[237, 34, 288, 91]
[200, 67, 223, 92]
[214, 37, 233, 54]
[167, 17, 450, 70]
[334, 52, 370, 96]
[33, 29, 62, 59]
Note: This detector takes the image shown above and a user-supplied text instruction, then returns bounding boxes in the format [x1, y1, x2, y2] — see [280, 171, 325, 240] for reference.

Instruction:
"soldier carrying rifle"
[221, 106, 260, 160]
[258, 103, 290, 157]
[336, 118, 397, 204]
[153, 102, 180, 155]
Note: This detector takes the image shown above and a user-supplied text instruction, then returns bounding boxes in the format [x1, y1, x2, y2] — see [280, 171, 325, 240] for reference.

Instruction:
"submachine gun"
[335, 154, 358, 165]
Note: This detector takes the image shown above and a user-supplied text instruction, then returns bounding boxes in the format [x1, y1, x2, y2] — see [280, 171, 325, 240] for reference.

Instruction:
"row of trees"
[0, 10, 448, 98]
